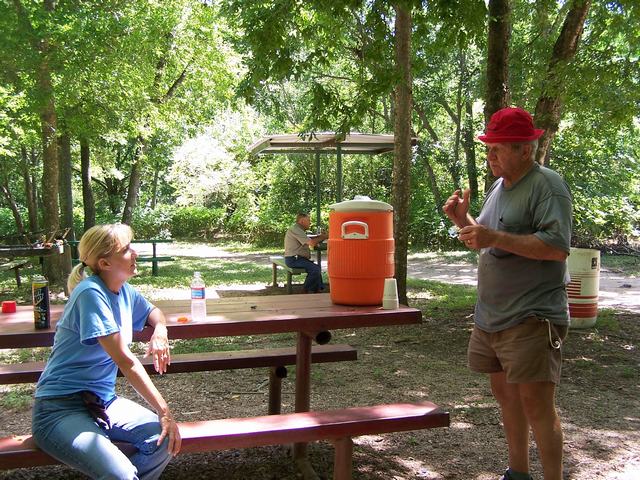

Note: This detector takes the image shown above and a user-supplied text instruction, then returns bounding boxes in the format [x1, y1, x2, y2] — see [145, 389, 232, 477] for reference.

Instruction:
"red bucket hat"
[478, 107, 545, 143]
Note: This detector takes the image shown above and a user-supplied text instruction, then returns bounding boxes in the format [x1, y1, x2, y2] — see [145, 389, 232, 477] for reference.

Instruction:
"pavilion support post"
[315, 151, 321, 229]
[315, 151, 323, 270]
[336, 144, 343, 203]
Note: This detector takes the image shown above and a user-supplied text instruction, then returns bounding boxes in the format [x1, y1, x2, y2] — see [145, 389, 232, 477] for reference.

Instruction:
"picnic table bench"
[0, 402, 450, 478]
[67, 239, 174, 276]
[0, 259, 29, 287]
[0, 344, 357, 416]
[270, 255, 306, 293]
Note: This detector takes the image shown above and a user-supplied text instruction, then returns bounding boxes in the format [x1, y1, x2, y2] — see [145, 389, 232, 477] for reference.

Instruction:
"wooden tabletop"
[0, 243, 63, 258]
[0, 294, 422, 349]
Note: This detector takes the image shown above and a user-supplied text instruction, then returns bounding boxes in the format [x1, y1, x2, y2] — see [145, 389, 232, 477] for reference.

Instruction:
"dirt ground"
[0, 282, 638, 480]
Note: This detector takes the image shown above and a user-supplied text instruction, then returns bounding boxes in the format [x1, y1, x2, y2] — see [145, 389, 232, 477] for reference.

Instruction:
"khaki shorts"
[467, 316, 568, 384]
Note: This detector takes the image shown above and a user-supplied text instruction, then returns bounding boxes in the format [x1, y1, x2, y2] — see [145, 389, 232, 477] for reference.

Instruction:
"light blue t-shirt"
[475, 163, 573, 332]
[35, 275, 153, 403]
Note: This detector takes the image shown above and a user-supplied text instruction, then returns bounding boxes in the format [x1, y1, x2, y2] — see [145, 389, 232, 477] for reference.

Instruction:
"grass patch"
[408, 249, 479, 265]
[0, 386, 33, 411]
[600, 252, 640, 276]
[594, 309, 620, 332]
[129, 257, 273, 289]
[0, 347, 51, 364]
[215, 241, 281, 255]
[407, 278, 476, 319]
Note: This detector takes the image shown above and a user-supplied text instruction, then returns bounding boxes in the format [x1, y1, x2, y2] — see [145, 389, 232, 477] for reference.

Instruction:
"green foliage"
[553, 120, 640, 246]
[1, 0, 639, 252]
[169, 206, 225, 240]
[0, 388, 32, 411]
[131, 206, 174, 239]
[0, 207, 19, 238]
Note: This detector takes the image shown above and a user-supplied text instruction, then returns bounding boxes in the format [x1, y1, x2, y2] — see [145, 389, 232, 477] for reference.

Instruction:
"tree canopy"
[0, 0, 637, 281]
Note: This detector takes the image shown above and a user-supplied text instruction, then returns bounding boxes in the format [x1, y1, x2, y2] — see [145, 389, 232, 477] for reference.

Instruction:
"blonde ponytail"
[67, 262, 89, 293]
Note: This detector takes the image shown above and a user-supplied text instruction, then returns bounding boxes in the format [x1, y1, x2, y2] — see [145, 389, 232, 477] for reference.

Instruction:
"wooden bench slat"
[0, 344, 357, 385]
[269, 256, 305, 274]
[0, 259, 29, 287]
[137, 256, 173, 262]
[270, 255, 306, 294]
[0, 403, 449, 471]
[180, 402, 449, 452]
[0, 260, 29, 270]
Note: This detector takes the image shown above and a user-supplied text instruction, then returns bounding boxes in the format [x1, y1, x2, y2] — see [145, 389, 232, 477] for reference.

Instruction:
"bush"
[131, 206, 174, 239]
[170, 206, 225, 240]
[0, 208, 18, 238]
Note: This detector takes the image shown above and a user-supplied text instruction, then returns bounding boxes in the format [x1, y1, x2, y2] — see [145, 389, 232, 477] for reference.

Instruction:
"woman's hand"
[158, 411, 182, 456]
[145, 324, 171, 374]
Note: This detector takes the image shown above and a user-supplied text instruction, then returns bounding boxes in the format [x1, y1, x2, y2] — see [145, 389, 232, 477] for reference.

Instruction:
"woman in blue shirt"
[32, 224, 181, 479]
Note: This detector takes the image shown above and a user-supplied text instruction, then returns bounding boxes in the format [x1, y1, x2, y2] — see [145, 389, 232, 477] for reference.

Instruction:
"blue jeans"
[32, 394, 171, 480]
[285, 255, 324, 293]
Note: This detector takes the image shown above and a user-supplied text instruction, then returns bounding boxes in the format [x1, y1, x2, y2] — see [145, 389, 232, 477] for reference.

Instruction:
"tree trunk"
[120, 40, 189, 225]
[57, 131, 74, 280]
[80, 138, 96, 231]
[460, 50, 478, 201]
[484, 0, 512, 191]
[39, 65, 62, 283]
[463, 98, 479, 200]
[150, 167, 159, 209]
[534, 0, 591, 166]
[30, 146, 40, 228]
[17, 0, 64, 285]
[58, 132, 74, 232]
[392, 3, 412, 306]
[121, 146, 142, 225]
[414, 106, 448, 219]
[20, 144, 38, 233]
[418, 145, 443, 213]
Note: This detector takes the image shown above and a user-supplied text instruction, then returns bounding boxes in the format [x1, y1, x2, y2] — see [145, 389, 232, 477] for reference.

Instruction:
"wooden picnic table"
[0, 243, 63, 258]
[0, 293, 421, 477]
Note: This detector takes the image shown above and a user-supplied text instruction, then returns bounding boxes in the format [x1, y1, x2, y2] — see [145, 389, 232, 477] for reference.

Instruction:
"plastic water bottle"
[190, 272, 206, 322]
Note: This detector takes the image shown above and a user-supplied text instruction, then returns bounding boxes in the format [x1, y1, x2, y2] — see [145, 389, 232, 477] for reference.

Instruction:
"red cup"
[2, 301, 17, 313]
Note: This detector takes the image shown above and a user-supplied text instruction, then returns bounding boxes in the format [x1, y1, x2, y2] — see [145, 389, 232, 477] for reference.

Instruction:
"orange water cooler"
[327, 196, 394, 305]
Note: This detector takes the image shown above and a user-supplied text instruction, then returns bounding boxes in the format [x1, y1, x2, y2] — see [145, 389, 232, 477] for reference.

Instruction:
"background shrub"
[170, 206, 225, 240]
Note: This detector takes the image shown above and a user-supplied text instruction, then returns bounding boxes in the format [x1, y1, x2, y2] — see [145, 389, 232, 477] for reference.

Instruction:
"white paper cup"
[382, 297, 399, 309]
[381, 278, 399, 309]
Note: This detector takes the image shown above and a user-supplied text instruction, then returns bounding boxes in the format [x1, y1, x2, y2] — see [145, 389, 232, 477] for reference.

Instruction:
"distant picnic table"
[67, 238, 174, 276]
[0, 243, 65, 286]
[0, 243, 64, 258]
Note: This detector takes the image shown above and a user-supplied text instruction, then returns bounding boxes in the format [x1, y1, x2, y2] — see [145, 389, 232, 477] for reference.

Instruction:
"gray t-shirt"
[475, 163, 573, 332]
[284, 223, 311, 258]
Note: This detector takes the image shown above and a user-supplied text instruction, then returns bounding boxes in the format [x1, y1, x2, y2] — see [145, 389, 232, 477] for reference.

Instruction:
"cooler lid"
[329, 195, 393, 212]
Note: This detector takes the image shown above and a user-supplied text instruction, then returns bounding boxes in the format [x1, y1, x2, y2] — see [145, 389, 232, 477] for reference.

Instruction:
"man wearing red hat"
[443, 107, 572, 480]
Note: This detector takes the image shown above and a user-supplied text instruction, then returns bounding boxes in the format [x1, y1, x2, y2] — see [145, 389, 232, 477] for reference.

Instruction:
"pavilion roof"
[249, 132, 418, 156]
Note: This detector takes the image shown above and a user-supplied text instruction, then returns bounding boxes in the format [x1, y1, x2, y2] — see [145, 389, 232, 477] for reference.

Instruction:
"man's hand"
[459, 224, 569, 261]
[308, 232, 328, 247]
[145, 324, 171, 374]
[458, 224, 492, 250]
[443, 188, 474, 228]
